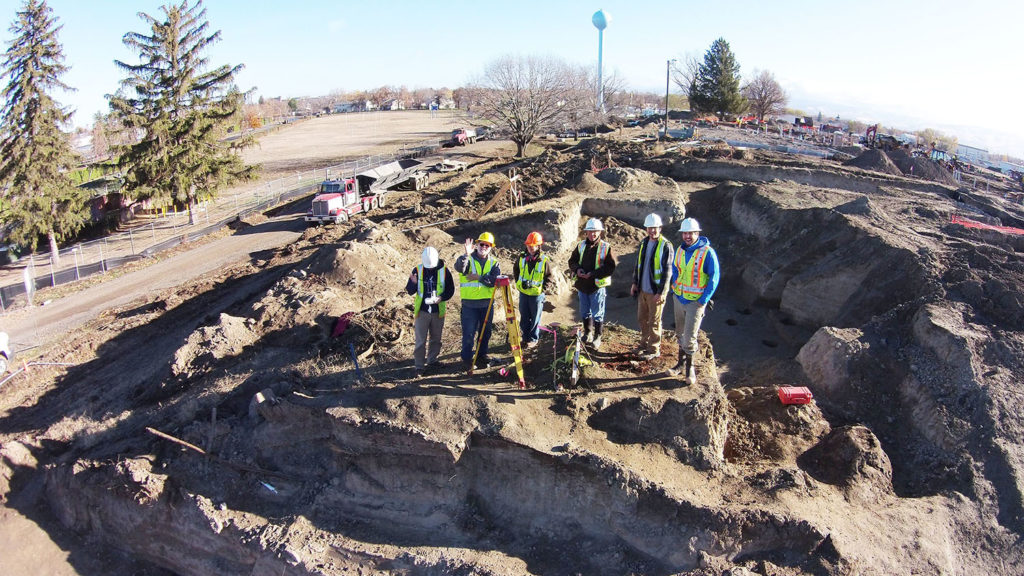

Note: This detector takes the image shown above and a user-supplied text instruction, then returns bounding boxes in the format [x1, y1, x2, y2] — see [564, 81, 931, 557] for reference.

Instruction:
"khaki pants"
[637, 292, 667, 354]
[414, 312, 445, 369]
[672, 299, 706, 356]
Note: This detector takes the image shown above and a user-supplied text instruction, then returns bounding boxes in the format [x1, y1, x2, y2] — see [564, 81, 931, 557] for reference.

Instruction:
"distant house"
[382, 99, 406, 111]
[333, 100, 374, 113]
[957, 143, 989, 163]
[897, 134, 917, 146]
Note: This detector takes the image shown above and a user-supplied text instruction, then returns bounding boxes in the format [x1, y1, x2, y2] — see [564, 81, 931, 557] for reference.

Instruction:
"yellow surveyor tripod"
[469, 275, 526, 389]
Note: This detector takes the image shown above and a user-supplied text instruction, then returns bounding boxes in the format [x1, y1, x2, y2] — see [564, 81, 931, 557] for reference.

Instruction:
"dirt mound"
[798, 425, 893, 494]
[687, 142, 741, 160]
[887, 149, 958, 185]
[595, 167, 679, 192]
[843, 148, 903, 176]
[172, 312, 259, 377]
[573, 171, 614, 194]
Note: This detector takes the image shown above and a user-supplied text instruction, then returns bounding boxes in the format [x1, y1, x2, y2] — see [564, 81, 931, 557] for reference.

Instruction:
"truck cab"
[306, 178, 368, 224]
[450, 128, 477, 146]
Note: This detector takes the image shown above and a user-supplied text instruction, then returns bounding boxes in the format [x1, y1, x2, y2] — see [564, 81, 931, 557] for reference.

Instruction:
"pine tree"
[688, 38, 748, 119]
[109, 0, 254, 225]
[0, 0, 88, 263]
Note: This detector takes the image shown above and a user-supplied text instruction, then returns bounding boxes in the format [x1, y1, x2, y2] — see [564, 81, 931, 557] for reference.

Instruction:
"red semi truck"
[305, 159, 429, 224]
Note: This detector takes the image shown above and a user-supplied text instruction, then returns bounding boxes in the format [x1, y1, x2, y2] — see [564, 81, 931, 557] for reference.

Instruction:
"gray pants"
[672, 299, 706, 356]
[414, 312, 445, 369]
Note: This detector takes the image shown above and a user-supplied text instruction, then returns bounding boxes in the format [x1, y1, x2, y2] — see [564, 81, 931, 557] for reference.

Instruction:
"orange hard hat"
[525, 232, 543, 246]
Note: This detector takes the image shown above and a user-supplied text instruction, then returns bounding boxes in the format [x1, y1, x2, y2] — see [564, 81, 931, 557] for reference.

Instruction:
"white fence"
[0, 136, 444, 313]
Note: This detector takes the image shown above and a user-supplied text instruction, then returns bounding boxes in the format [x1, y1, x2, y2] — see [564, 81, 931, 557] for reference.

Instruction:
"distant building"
[956, 143, 989, 163]
[333, 100, 374, 113]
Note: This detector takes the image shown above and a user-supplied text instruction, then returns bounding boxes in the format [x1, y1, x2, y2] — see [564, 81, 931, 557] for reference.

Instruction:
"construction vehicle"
[305, 159, 429, 224]
[864, 124, 900, 151]
[450, 128, 477, 146]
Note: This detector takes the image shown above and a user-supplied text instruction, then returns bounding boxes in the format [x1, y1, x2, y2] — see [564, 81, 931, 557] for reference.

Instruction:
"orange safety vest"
[671, 245, 709, 300]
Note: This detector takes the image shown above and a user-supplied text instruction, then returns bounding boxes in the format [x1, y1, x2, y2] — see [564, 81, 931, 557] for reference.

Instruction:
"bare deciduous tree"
[475, 55, 575, 157]
[671, 53, 700, 107]
[742, 69, 787, 123]
[370, 85, 394, 109]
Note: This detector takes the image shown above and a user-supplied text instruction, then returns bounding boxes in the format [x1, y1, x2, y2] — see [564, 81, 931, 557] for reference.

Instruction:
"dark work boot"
[583, 318, 594, 344]
[684, 353, 697, 386]
[667, 350, 685, 376]
[592, 321, 604, 349]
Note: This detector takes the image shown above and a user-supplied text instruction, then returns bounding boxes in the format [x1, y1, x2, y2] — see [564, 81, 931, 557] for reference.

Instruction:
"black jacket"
[405, 259, 455, 315]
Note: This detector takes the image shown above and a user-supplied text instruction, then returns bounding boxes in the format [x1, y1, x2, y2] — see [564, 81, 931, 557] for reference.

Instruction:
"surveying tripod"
[469, 275, 526, 389]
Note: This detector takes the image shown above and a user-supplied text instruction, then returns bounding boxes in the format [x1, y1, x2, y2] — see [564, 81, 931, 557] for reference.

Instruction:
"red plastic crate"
[778, 386, 813, 405]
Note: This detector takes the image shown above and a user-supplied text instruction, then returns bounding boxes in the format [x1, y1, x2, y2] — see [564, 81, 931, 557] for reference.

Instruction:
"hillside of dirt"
[2, 129, 1024, 575]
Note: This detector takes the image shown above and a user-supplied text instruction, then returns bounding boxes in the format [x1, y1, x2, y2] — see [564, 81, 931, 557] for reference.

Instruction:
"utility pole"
[663, 59, 675, 141]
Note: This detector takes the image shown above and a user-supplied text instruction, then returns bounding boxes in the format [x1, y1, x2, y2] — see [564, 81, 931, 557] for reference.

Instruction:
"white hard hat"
[643, 213, 663, 228]
[421, 246, 439, 268]
[583, 218, 604, 231]
[678, 218, 701, 233]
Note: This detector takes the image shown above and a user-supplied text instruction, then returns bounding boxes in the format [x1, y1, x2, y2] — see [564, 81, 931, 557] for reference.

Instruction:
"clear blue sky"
[3, 0, 1022, 157]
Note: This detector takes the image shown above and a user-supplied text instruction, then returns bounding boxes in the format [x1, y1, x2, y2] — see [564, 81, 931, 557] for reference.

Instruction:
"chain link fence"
[0, 136, 444, 314]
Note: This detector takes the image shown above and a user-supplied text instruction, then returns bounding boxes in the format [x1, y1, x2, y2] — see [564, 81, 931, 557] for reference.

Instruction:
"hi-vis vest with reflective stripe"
[459, 256, 496, 300]
[671, 245, 709, 300]
[516, 254, 548, 296]
[576, 240, 611, 288]
[413, 265, 445, 318]
[635, 236, 669, 286]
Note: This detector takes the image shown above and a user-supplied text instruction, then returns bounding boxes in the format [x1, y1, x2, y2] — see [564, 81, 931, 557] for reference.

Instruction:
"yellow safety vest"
[413, 265, 446, 318]
[459, 256, 496, 300]
[516, 254, 548, 296]
[671, 245, 709, 301]
[635, 236, 668, 286]
[576, 241, 611, 288]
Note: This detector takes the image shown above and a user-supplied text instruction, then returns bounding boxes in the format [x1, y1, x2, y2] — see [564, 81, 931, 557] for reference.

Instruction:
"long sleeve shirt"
[512, 250, 553, 295]
[633, 236, 674, 296]
[454, 251, 502, 308]
[405, 260, 456, 315]
[567, 238, 616, 294]
[669, 237, 720, 305]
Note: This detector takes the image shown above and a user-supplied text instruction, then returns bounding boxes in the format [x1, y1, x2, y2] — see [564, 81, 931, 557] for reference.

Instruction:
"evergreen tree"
[688, 38, 747, 118]
[109, 0, 254, 225]
[0, 0, 88, 262]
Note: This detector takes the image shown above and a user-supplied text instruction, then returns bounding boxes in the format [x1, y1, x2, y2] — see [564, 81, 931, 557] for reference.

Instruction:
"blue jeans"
[461, 304, 494, 363]
[518, 293, 545, 343]
[577, 289, 606, 322]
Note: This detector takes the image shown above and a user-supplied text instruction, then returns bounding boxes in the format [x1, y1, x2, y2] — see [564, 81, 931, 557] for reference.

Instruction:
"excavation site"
[2, 127, 1024, 575]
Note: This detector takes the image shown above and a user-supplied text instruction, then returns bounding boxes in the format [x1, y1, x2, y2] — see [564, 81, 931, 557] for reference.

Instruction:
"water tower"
[592, 9, 611, 113]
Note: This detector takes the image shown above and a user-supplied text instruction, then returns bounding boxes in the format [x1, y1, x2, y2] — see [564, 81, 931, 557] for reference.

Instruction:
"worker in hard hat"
[668, 217, 720, 385]
[455, 232, 502, 369]
[567, 217, 616, 349]
[631, 213, 674, 361]
[406, 246, 455, 377]
[513, 232, 553, 350]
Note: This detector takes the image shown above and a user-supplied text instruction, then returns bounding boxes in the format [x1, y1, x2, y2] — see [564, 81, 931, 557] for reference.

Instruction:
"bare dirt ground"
[3, 114, 1024, 575]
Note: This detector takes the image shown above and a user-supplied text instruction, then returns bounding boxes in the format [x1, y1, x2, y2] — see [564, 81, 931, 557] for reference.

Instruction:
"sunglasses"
[476, 242, 492, 248]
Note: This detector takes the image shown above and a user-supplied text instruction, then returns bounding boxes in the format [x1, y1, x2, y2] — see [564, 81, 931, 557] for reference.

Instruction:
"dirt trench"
[5, 138, 1024, 575]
